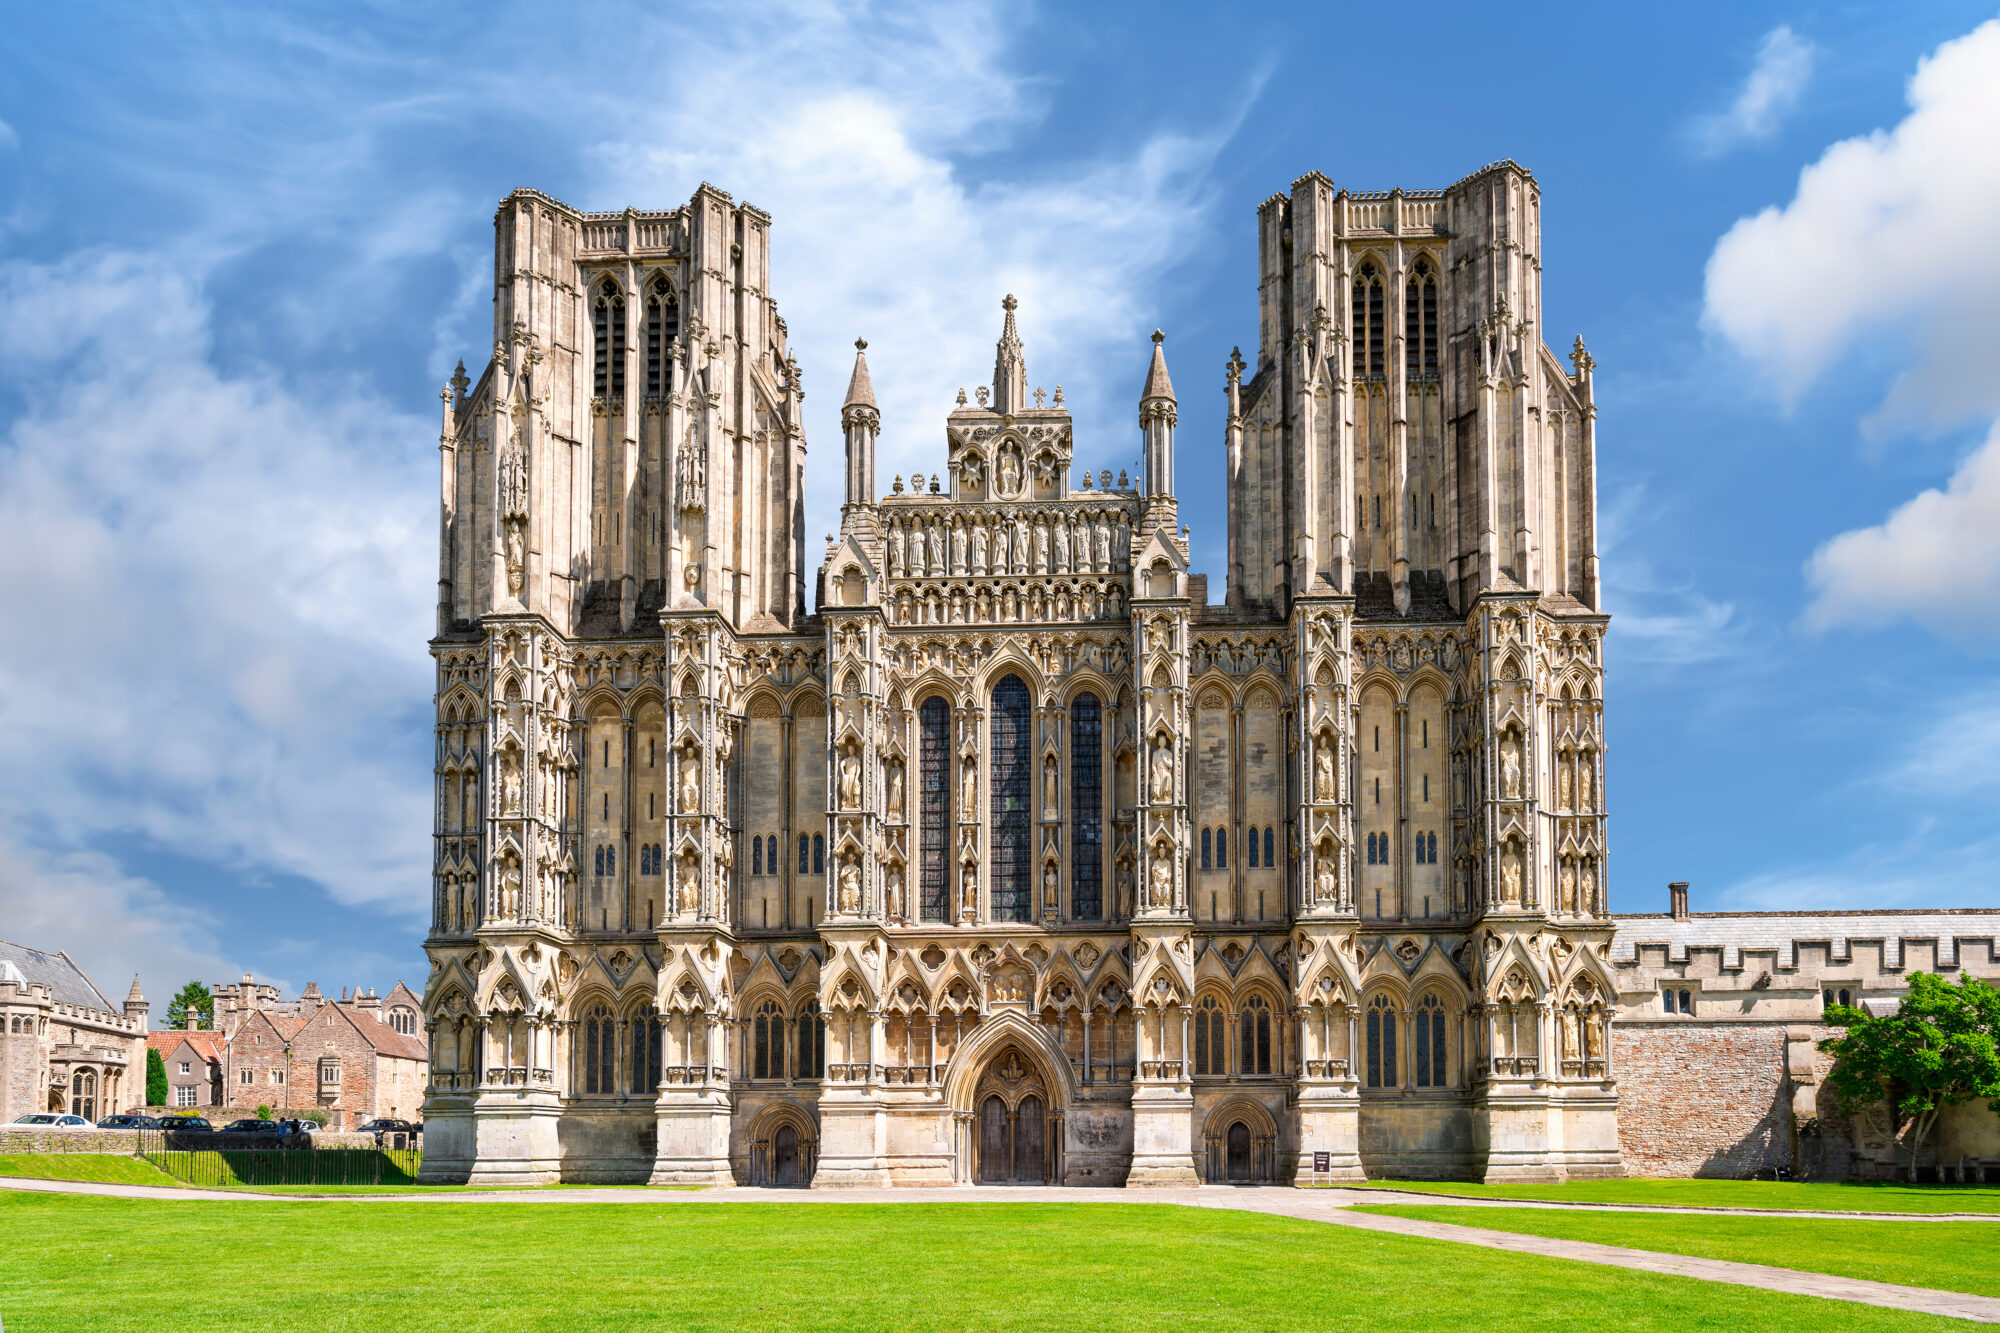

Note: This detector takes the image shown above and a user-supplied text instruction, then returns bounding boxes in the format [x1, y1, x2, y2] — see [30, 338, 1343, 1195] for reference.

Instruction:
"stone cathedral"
[419, 162, 1621, 1188]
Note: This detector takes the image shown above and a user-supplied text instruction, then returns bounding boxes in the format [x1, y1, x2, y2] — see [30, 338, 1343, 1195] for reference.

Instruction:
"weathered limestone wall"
[1614, 1023, 1789, 1177]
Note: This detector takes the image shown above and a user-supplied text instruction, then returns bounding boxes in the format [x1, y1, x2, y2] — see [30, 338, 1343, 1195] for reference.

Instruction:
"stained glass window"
[1070, 693, 1102, 919]
[989, 674, 1031, 922]
[919, 696, 952, 921]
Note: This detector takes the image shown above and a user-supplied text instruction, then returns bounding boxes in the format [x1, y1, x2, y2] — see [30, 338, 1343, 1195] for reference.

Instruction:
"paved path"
[6, 1177, 1996, 1323]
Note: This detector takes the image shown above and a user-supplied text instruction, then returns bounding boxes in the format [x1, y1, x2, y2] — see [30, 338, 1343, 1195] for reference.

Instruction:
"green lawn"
[1347, 1177, 2000, 1214]
[1359, 1204, 2000, 1298]
[0, 1154, 181, 1187]
[0, 1196, 1980, 1332]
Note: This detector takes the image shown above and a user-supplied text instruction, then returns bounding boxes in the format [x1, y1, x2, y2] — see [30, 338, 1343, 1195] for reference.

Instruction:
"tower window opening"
[1407, 259, 1440, 379]
[593, 279, 626, 399]
[644, 277, 678, 396]
[1353, 262, 1385, 377]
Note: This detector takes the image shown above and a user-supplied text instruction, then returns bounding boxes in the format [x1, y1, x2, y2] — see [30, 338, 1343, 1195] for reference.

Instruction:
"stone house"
[218, 982, 427, 1128]
[148, 1031, 226, 1110]
[0, 940, 148, 1123]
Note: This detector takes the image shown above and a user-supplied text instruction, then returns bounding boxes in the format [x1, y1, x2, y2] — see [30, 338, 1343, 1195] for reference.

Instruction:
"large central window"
[1070, 693, 1102, 919]
[919, 697, 952, 921]
[989, 674, 1031, 922]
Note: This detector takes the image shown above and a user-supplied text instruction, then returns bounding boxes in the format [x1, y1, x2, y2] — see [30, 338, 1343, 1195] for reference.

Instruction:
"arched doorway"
[773, 1125, 801, 1186]
[72, 1070, 97, 1123]
[972, 1045, 1057, 1184]
[1203, 1101, 1276, 1184]
[749, 1106, 818, 1188]
[1226, 1122, 1250, 1182]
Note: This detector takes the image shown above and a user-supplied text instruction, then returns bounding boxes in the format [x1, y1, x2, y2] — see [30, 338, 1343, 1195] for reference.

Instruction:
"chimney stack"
[1669, 881, 1690, 920]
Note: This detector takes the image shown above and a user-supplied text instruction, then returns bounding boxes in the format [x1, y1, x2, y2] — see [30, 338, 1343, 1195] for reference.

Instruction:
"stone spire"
[841, 339, 880, 517]
[1140, 330, 1177, 500]
[123, 974, 148, 1024]
[992, 294, 1026, 416]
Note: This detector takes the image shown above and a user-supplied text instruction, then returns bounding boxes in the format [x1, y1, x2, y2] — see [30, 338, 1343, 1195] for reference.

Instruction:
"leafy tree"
[256, 1103, 272, 1120]
[1819, 972, 2000, 1181]
[165, 981, 214, 1031]
[145, 1048, 169, 1107]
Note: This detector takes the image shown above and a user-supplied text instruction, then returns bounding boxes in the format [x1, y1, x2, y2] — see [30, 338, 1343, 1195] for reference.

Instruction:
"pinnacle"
[126, 973, 144, 1003]
[1142, 329, 1176, 404]
[842, 338, 877, 411]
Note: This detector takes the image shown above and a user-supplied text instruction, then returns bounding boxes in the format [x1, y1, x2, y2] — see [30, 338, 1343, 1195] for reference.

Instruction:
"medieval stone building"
[417, 167, 2000, 1187]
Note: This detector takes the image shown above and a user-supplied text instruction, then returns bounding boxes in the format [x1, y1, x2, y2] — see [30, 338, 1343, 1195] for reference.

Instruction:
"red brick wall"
[1614, 1024, 1789, 1178]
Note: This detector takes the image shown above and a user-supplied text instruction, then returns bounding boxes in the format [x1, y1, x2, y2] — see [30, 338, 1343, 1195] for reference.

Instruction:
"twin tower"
[420, 164, 1617, 1188]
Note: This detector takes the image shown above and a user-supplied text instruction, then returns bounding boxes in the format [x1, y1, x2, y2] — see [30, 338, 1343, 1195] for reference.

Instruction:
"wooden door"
[1016, 1095, 1045, 1182]
[774, 1125, 800, 1187]
[980, 1096, 1008, 1182]
[1227, 1122, 1251, 1182]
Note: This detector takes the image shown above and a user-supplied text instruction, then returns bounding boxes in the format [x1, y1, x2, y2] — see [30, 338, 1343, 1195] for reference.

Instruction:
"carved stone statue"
[1500, 846, 1523, 905]
[677, 858, 698, 914]
[838, 750, 862, 809]
[1315, 859, 1336, 906]
[1579, 759, 1594, 811]
[885, 761, 905, 818]
[1042, 754, 1058, 814]
[1072, 520, 1090, 571]
[962, 754, 977, 809]
[1313, 739, 1334, 803]
[462, 776, 479, 830]
[1559, 761, 1574, 811]
[1043, 860, 1058, 914]
[1093, 517, 1111, 571]
[1012, 516, 1030, 573]
[679, 750, 701, 812]
[1501, 734, 1523, 799]
[1116, 861, 1134, 917]
[504, 520, 526, 597]
[886, 523, 904, 578]
[1148, 857, 1171, 909]
[1558, 860, 1577, 914]
[837, 858, 861, 914]
[884, 865, 903, 919]
[971, 522, 989, 574]
[925, 521, 943, 576]
[501, 751, 522, 814]
[950, 519, 968, 575]
[1148, 741, 1174, 803]
[998, 447, 1023, 497]
[961, 863, 977, 918]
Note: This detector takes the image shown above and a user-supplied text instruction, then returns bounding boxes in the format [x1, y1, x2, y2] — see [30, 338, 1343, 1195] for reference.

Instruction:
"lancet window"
[1239, 995, 1272, 1075]
[1366, 994, 1397, 1088]
[797, 1000, 825, 1078]
[1405, 257, 1440, 379]
[1193, 996, 1226, 1076]
[1070, 692, 1102, 919]
[1352, 261, 1385, 378]
[919, 696, 952, 921]
[1414, 994, 1447, 1087]
[630, 1011, 662, 1093]
[644, 276, 678, 396]
[989, 674, 1031, 922]
[593, 278, 626, 400]
[753, 1000, 783, 1079]
[582, 1003, 615, 1095]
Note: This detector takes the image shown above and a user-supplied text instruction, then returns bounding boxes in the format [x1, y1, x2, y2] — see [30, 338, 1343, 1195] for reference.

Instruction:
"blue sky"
[3, 2, 1997, 1006]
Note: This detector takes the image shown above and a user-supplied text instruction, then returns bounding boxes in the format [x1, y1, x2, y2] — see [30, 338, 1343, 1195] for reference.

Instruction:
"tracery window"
[919, 696, 952, 921]
[753, 1000, 783, 1079]
[1405, 257, 1440, 379]
[752, 836, 763, 877]
[1247, 826, 1259, 868]
[1414, 994, 1447, 1087]
[797, 1000, 825, 1078]
[1352, 262, 1385, 378]
[813, 835, 824, 876]
[1239, 995, 1272, 1075]
[799, 835, 809, 874]
[989, 674, 1031, 922]
[1070, 693, 1102, 919]
[1201, 827, 1212, 870]
[1193, 996, 1226, 1076]
[583, 1003, 615, 1094]
[1366, 994, 1397, 1088]
[630, 1011, 662, 1093]
[1264, 826, 1274, 869]
[644, 276, 678, 396]
[1216, 828, 1228, 869]
[593, 279, 626, 399]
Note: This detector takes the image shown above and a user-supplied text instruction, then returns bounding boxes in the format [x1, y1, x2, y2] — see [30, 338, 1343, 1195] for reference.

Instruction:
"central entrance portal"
[972, 1045, 1057, 1184]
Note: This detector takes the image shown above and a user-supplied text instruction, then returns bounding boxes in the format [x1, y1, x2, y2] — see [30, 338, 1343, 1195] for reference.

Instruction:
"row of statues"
[885, 508, 1130, 580]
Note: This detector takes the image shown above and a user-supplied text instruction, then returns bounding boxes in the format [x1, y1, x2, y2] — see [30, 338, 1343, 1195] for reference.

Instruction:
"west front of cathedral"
[420, 165, 1988, 1188]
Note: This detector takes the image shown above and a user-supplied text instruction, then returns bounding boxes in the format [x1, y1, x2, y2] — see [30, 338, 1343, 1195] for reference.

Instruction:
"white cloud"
[1690, 25, 1816, 158]
[0, 251, 436, 920]
[1704, 20, 2000, 635]
[0, 118, 17, 150]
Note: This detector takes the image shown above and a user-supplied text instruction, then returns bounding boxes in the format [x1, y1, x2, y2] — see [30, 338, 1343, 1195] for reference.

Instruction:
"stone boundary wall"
[1614, 1023, 1791, 1178]
[0, 1127, 404, 1154]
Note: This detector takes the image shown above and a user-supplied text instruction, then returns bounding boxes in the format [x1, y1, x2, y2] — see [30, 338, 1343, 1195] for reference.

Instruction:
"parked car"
[221, 1119, 280, 1134]
[95, 1114, 160, 1129]
[158, 1115, 214, 1131]
[11, 1113, 90, 1127]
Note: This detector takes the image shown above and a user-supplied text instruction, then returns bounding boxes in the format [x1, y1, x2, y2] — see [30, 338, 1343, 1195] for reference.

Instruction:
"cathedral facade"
[417, 164, 1620, 1187]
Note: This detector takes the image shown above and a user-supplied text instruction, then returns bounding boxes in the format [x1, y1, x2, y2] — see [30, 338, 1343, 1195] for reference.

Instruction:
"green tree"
[1819, 971, 2000, 1181]
[165, 981, 214, 1030]
[145, 1048, 169, 1107]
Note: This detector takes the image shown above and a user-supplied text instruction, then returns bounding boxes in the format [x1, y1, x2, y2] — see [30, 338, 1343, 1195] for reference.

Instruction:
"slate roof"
[0, 939, 116, 1012]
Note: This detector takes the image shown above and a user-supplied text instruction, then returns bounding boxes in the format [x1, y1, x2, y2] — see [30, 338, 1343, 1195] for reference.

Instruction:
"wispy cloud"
[1884, 685, 2000, 797]
[1704, 19, 2000, 638]
[1688, 25, 1815, 158]
[1597, 483, 1754, 670]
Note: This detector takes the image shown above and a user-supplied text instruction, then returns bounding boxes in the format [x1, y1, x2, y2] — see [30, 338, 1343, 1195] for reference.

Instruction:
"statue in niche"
[998, 446, 1023, 497]
[886, 523, 904, 578]
[1558, 761, 1574, 811]
[1147, 857, 1171, 909]
[1500, 733, 1523, 799]
[677, 858, 698, 914]
[1315, 858, 1337, 906]
[925, 521, 944, 577]
[1579, 759, 1594, 811]
[964, 457, 986, 492]
[501, 863, 521, 919]
[884, 864, 903, 920]
[1115, 861, 1134, 917]
[1051, 518, 1069, 574]
[1043, 861, 1058, 914]
[462, 776, 479, 831]
[1500, 846, 1523, 905]
[1073, 520, 1090, 571]
[1148, 741, 1174, 803]
[838, 749, 862, 809]
[837, 858, 861, 914]
[885, 761, 905, 818]
[1560, 1008, 1579, 1061]
[971, 522, 989, 575]
[962, 754, 978, 809]
[1558, 860, 1576, 914]
[1584, 1012, 1603, 1061]
[1012, 516, 1030, 573]
[950, 518, 968, 575]
[1313, 738, 1334, 803]
[1033, 520, 1050, 573]
[504, 520, 526, 598]
[500, 751, 522, 814]
[961, 863, 977, 918]
[679, 749, 701, 812]
[1093, 517, 1110, 571]
[1579, 860, 1598, 914]
[1043, 754, 1059, 814]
